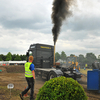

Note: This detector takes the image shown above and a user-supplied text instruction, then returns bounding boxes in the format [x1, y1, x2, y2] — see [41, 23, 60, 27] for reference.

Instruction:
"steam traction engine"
[26, 43, 82, 81]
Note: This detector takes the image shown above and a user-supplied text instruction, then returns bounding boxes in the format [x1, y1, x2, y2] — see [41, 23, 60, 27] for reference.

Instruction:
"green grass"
[0, 86, 30, 100]
[80, 69, 92, 75]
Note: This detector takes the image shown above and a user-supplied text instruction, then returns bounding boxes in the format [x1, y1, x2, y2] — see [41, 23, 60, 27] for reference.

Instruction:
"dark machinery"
[26, 43, 82, 81]
[66, 56, 80, 70]
[92, 62, 100, 70]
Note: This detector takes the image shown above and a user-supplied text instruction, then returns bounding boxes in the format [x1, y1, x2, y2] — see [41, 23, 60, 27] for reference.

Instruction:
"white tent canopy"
[0, 61, 26, 65]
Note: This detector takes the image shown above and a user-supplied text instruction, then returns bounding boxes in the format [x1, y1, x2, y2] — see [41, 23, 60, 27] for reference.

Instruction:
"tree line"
[55, 51, 100, 65]
[0, 51, 100, 65]
[0, 52, 26, 61]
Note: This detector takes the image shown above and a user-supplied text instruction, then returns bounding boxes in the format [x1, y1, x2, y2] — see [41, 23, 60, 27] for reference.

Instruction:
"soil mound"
[0, 66, 7, 73]
[5, 65, 25, 73]
[0, 65, 25, 73]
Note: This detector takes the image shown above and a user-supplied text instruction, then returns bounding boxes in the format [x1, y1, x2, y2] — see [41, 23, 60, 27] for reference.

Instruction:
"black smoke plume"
[52, 0, 75, 45]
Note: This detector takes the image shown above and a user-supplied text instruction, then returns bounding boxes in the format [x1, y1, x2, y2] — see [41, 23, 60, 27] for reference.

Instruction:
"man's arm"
[30, 63, 35, 79]
[32, 70, 35, 79]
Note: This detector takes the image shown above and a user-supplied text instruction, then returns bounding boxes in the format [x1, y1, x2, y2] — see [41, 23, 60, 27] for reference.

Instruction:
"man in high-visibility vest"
[85, 63, 87, 69]
[20, 56, 35, 100]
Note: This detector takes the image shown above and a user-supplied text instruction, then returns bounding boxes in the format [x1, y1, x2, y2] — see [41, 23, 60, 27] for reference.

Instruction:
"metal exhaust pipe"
[53, 44, 56, 67]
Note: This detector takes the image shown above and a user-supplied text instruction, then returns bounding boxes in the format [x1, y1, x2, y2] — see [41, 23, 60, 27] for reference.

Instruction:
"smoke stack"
[52, 0, 75, 65]
[53, 44, 55, 66]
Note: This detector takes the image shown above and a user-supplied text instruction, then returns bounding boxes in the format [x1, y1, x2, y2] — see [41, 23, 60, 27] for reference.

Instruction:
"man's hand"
[33, 78, 35, 84]
[32, 70, 35, 80]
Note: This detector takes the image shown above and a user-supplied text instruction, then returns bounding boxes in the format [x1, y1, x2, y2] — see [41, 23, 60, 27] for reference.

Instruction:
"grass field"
[0, 86, 30, 100]
[80, 69, 92, 75]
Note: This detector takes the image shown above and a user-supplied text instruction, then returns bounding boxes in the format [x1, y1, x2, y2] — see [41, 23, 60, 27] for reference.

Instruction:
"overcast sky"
[0, 0, 100, 57]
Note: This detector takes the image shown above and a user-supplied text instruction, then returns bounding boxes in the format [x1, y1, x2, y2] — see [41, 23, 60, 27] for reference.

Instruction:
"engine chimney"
[53, 44, 55, 67]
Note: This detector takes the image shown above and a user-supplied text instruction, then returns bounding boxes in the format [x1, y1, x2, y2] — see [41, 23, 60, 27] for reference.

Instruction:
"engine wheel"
[48, 71, 57, 80]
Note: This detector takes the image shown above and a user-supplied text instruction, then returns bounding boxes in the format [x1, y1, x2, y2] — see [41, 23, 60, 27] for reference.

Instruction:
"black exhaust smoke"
[52, 0, 75, 45]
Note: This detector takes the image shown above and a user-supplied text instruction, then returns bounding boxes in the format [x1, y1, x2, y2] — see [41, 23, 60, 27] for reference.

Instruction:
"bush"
[36, 76, 88, 100]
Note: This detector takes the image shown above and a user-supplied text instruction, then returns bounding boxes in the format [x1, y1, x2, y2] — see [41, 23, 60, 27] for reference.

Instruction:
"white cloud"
[0, 0, 100, 57]
[0, 28, 53, 54]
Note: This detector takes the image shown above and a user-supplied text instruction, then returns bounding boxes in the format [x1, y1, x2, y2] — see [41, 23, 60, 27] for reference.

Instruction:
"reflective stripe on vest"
[25, 62, 33, 78]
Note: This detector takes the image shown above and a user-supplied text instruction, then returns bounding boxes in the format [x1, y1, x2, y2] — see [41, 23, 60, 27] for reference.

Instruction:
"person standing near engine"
[19, 56, 35, 100]
[85, 63, 87, 69]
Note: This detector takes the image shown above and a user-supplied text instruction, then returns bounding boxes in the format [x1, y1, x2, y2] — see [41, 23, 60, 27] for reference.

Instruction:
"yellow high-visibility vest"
[25, 62, 33, 78]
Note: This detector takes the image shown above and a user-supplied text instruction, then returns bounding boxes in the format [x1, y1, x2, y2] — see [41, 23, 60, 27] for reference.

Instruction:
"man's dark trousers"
[21, 77, 34, 99]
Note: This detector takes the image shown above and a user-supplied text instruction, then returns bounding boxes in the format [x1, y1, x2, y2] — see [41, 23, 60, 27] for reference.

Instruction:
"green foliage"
[98, 55, 100, 62]
[98, 55, 100, 59]
[78, 54, 85, 62]
[36, 76, 88, 100]
[1, 54, 6, 61]
[61, 51, 67, 61]
[14, 54, 21, 61]
[0, 56, 2, 61]
[20, 54, 27, 60]
[0, 51, 99, 63]
[86, 53, 97, 63]
[55, 52, 61, 62]
[0, 53, 26, 61]
[86, 53, 96, 59]
[6, 52, 12, 61]
[12, 54, 17, 61]
[70, 54, 75, 57]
